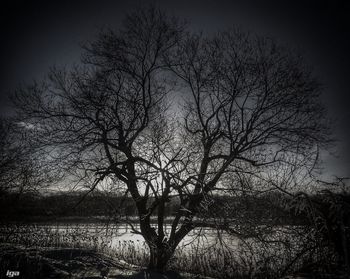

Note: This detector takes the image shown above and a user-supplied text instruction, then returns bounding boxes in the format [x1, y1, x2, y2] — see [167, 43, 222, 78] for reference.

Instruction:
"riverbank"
[1, 224, 347, 279]
[2, 243, 347, 279]
[0, 243, 196, 279]
[0, 243, 133, 278]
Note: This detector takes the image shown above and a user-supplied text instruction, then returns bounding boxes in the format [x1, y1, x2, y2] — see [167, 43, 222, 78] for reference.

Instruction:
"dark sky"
[0, 0, 349, 178]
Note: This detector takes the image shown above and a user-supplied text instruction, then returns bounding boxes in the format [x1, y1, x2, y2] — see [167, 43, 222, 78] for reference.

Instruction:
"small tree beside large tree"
[12, 6, 330, 270]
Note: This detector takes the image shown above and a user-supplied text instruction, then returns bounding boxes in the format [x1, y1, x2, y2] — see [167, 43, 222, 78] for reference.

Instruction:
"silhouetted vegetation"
[288, 188, 350, 274]
[1, 189, 309, 225]
[2, 4, 346, 277]
[10, 4, 330, 270]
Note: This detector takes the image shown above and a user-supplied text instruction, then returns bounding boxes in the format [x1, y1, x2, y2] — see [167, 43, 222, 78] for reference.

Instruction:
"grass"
[0, 223, 342, 278]
[0, 224, 149, 268]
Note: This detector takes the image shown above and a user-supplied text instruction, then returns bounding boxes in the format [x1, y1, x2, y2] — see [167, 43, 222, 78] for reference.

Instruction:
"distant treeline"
[0, 189, 308, 224]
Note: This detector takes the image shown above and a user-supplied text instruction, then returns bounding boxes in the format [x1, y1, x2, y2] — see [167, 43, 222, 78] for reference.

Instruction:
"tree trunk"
[148, 243, 174, 271]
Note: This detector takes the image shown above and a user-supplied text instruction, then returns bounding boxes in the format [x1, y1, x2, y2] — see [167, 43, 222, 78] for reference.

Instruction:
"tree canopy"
[11, 6, 331, 270]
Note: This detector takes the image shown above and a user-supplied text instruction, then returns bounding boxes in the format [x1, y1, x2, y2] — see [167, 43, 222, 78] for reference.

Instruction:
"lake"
[30, 222, 240, 252]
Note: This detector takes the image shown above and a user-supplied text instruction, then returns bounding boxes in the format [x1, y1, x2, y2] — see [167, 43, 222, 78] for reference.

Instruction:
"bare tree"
[0, 119, 41, 195]
[0, 119, 21, 195]
[0, 118, 53, 224]
[12, 7, 330, 270]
